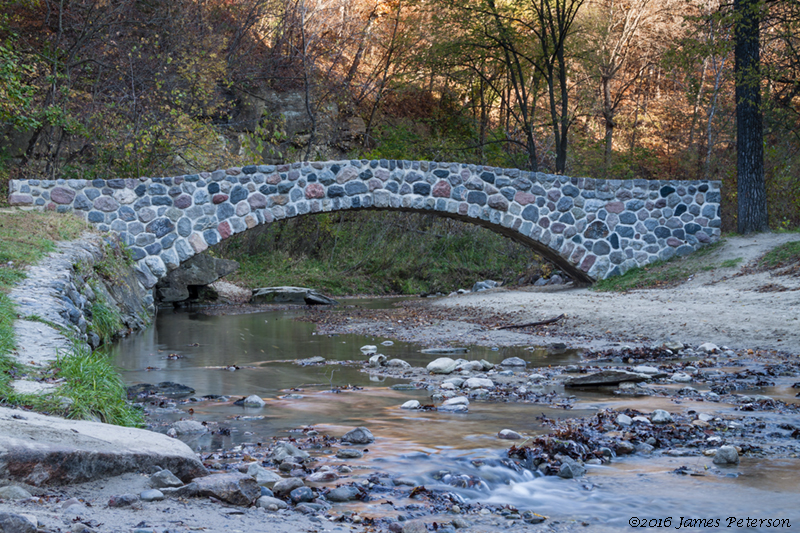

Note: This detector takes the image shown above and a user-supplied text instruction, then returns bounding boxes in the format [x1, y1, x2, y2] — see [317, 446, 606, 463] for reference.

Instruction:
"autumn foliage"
[0, 0, 798, 229]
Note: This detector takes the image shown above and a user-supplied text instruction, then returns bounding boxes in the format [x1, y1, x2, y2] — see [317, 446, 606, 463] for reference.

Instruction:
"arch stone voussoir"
[9, 161, 722, 288]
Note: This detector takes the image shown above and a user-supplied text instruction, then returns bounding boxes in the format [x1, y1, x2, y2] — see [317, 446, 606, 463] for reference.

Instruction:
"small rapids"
[111, 300, 800, 528]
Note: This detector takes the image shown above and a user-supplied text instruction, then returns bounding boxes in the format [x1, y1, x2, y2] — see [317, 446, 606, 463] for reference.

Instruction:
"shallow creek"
[112, 299, 800, 528]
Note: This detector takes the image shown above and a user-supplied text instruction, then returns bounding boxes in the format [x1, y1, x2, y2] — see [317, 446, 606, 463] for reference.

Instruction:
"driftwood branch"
[496, 314, 565, 330]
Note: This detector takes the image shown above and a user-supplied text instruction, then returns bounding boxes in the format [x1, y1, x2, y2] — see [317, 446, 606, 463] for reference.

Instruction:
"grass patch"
[593, 241, 725, 292]
[88, 295, 123, 345]
[0, 294, 18, 398]
[756, 241, 800, 269]
[52, 344, 143, 426]
[0, 210, 88, 291]
[720, 257, 743, 268]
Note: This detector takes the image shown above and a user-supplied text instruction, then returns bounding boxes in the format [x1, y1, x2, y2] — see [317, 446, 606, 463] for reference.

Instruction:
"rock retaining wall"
[9, 161, 722, 282]
[8, 235, 153, 386]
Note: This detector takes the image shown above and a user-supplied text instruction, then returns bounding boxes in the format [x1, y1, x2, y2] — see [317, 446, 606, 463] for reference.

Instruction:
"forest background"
[1, 0, 798, 296]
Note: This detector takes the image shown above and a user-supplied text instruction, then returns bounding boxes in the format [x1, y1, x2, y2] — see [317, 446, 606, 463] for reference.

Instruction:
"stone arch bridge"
[9, 160, 721, 287]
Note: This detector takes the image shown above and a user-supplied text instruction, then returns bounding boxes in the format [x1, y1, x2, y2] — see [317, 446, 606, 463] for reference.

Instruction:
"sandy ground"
[429, 232, 800, 353]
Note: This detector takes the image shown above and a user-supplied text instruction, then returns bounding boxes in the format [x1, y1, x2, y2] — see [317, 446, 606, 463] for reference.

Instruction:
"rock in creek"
[341, 427, 375, 444]
[335, 449, 364, 459]
[306, 470, 338, 483]
[426, 357, 458, 374]
[270, 441, 310, 463]
[401, 400, 421, 410]
[192, 472, 261, 506]
[257, 496, 289, 510]
[272, 477, 304, 497]
[368, 354, 387, 367]
[247, 463, 284, 486]
[386, 358, 411, 368]
[290, 486, 315, 503]
[463, 377, 494, 389]
[565, 370, 650, 387]
[170, 420, 208, 435]
[250, 286, 337, 306]
[500, 357, 527, 367]
[652, 409, 673, 424]
[421, 347, 469, 355]
[0, 406, 206, 485]
[242, 394, 266, 408]
[326, 485, 362, 502]
[498, 429, 522, 440]
[712, 445, 740, 465]
[126, 381, 195, 400]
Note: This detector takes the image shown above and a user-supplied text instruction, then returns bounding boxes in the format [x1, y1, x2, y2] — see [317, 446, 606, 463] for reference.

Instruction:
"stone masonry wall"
[9, 160, 722, 283]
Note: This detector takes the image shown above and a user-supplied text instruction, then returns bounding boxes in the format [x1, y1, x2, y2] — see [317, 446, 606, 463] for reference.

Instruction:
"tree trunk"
[735, 0, 768, 234]
[602, 74, 614, 172]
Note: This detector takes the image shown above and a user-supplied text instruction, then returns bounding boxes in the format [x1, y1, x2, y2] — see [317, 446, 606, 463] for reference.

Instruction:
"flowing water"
[111, 299, 800, 529]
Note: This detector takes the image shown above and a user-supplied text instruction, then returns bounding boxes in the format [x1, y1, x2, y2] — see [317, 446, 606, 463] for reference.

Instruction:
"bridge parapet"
[9, 160, 721, 286]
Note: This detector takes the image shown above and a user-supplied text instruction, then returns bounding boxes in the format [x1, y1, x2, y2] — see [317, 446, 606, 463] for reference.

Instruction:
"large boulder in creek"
[250, 286, 337, 306]
[0, 406, 207, 486]
[155, 253, 239, 304]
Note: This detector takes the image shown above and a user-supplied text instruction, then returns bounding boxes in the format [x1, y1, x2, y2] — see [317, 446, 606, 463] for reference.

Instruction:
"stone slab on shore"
[0, 407, 207, 486]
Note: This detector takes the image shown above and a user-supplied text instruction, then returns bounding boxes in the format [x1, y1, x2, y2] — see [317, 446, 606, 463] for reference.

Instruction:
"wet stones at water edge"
[9, 160, 722, 284]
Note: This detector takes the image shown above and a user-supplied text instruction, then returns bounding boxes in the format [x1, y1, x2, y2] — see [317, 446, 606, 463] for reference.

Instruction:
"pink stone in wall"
[51, 187, 76, 204]
[248, 193, 268, 209]
[570, 247, 586, 264]
[212, 194, 229, 204]
[174, 194, 192, 209]
[605, 201, 625, 214]
[218, 221, 232, 239]
[580, 254, 596, 272]
[514, 192, 536, 205]
[305, 184, 325, 199]
[8, 194, 33, 205]
[432, 181, 451, 198]
[266, 173, 281, 185]
[667, 237, 682, 247]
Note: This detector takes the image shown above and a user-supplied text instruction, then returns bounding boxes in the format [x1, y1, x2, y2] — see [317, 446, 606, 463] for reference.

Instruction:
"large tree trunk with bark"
[735, 0, 768, 234]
